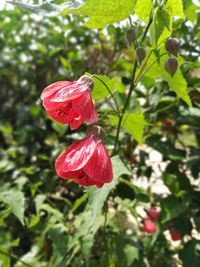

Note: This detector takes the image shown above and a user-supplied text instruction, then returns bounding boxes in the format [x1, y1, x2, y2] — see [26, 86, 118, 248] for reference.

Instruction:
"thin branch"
[0, 250, 33, 267]
[92, 75, 120, 116]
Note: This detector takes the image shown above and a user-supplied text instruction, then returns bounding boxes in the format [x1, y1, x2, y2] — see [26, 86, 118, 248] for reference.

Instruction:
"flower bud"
[165, 38, 180, 56]
[145, 207, 160, 221]
[125, 27, 137, 45]
[136, 47, 146, 64]
[164, 58, 178, 77]
[143, 219, 157, 234]
[77, 75, 94, 90]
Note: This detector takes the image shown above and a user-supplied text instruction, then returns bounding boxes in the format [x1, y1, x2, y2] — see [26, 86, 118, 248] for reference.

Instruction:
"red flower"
[41, 75, 98, 130]
[143, 219, 157, 234]
[55, 125, 113, 187]
[170, 229, 181, 241]
[145, 207, 160, 221]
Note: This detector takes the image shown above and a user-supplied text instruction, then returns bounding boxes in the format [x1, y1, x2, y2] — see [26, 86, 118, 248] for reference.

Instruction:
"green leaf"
[7, 0, 60, 13]
[60, 0, 137, 29]
[72, 193, 88, 212]
[165, 0, 185, 18]
[150, 7, 172, 48]
[179, 240, 200, 267]
[0, 189, 25, 225]
[184, 0, 198, 23]
[86, 156, 130, 231]
[92, 75, 113, 100]
[122, 112, 146, 143]
[135, 0, 152, 22]
[145, 52, 191, 106]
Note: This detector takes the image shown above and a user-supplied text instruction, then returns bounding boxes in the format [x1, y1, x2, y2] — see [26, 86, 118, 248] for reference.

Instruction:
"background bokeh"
[0, 1, 200, 266]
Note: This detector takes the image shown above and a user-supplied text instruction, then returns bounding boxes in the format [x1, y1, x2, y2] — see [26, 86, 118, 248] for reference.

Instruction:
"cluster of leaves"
[0, 0, 200, 266]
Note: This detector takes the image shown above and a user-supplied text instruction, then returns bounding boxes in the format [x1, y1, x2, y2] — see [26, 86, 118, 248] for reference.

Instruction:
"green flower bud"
[164, 58, 178, 77]
[165, 38, 180, 56]
[125, 27, 137, 45]
[136, 47, 146, 64]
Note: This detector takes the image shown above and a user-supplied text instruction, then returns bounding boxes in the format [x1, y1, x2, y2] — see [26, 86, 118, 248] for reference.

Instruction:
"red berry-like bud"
[170, 229, 181, 241]
[163, 118, 172, 127]
[145, 207, 160, 221]
[136, 47, 146, 64]
[165, 38, 180, 56]
[164, 58, 178, 77]
[143, 219, 157, 234]
[125, 27, 137, 45]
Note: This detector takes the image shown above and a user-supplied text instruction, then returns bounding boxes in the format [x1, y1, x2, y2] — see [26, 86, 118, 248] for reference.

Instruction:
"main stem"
[112, 12, 154, 154]
[113, 60, 137, 154]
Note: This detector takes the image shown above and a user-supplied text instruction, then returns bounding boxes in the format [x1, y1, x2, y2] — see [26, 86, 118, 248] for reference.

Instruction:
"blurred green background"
[0, 1, 200, 266]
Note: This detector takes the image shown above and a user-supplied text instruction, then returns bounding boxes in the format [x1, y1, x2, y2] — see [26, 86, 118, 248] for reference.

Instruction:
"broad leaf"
[0, 189, 25, 225]
[165, 0, 185, 18]
[87, 156, 130, 231]
[60, 0, 137, 28]
[135, 0, 152, 22]
[122, 112, 146, 143]
[145, 51, 191, 106]
[150, 7, 172, 48]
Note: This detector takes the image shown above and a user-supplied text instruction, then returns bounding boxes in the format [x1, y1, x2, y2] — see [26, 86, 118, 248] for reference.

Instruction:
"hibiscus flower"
[41, 75, 98, 130]
[55, 125, 113, 187]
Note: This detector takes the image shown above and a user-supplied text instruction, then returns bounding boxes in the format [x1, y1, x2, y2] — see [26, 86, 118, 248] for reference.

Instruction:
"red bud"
[170, 229, 181, 241]
[145, 207, 160, 221]
[143, 219, 157, 234]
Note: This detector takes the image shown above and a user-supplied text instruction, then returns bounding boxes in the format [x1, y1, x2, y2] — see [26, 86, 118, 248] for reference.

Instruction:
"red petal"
[46, 102, 76, 124]
[51, 82, 87, 102]
[55, 153, 103, 187]
[69, 114, 84, 130]
[72, 92, 98, 123]
[41, 81, 86, 108]
[84, 142, 113, 183]
[41, 81, 73, 100]
[56, 135, 97, 172]
[73, 170, 104, 187]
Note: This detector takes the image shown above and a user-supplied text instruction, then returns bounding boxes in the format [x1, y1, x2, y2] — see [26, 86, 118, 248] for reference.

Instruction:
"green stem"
[92, 75, 120, 116]
[135, 52, 169, 84]
[112, 12, 154, 155]
[112, 60, 138, 154]
[0, 249, 32, 267]
[140, 9, 154, 46]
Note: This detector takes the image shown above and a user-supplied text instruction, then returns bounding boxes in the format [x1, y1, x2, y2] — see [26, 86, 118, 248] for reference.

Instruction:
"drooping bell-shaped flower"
[41, 75, 98, 130]
[55, 125, 113, 187]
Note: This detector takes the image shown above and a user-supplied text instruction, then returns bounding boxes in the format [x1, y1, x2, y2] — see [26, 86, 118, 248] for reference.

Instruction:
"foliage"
[0, 0, 200, 266]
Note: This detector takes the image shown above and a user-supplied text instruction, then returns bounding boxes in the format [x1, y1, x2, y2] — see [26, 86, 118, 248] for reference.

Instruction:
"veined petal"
[56, 135, 97, 172]
[51, 82, 87, 102]
[84, 142, 113, 183]
[72, 92, 98, 123]
[41, 81, 73, 100]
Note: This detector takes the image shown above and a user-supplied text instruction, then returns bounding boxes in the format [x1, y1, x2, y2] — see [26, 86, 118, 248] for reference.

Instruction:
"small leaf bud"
[164, 58, 178, 77]
[165, 38, 180, 56]
[125, 27, 137, 45]
[136, 47, 146, 64]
